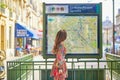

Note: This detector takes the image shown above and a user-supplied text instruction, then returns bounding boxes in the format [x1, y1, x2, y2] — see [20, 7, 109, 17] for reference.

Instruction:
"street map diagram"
[47, 15, 98, 54]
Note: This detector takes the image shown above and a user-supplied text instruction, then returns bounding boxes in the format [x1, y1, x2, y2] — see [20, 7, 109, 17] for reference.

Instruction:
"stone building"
[102, 17, 113, 45]
[116, 9, 120, 42]
[0, 0, 43, 57]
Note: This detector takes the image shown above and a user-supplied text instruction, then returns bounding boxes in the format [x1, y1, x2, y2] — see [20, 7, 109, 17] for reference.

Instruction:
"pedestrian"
[25, 44, 31, 54]
[50, 30, 68, 80]
[0, 50, 6, 79]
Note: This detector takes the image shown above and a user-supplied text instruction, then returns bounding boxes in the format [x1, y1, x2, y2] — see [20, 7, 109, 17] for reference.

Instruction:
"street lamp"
[112, 0, 115, 54]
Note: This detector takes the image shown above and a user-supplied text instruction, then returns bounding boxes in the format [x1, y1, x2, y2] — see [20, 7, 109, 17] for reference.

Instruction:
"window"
[9, 26, 12, 48]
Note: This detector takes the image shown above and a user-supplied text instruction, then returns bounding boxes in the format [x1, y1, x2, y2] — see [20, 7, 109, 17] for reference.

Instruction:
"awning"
[36, 30, 43, 38]
[30, 30, 40, 39]
[15, 23, 39, 39]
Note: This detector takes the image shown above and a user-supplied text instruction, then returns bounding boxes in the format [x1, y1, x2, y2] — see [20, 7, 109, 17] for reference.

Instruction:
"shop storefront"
[15, 23, 39, 56]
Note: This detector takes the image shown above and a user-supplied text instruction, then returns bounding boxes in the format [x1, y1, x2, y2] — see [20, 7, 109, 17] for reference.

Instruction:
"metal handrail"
[7, 59, 120, 80]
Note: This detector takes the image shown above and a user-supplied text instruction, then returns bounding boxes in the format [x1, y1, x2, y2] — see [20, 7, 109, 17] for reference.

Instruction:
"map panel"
[47, 15, 98, 54]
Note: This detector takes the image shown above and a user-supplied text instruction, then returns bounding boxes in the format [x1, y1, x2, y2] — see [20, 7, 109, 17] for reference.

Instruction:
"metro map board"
[43, 3, 102, 59]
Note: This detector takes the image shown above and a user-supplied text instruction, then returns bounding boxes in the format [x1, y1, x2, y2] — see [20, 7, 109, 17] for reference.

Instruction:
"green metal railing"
[7, 58, 120, 80]
[106, 53, 120, 80]
[7, 54, 33, 80]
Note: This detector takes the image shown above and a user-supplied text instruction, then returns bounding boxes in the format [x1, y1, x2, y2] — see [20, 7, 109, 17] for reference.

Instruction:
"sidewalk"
[33, 55, 44, 61]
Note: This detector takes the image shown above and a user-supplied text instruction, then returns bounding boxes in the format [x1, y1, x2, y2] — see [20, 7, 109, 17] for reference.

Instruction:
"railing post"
[15, 62, 17, 80]
[32, 62, 34, 80]
[91, 65, 93, 80]
[39, 66, 41, 80]
[104, 65, 107, 80]
[72, 58, 74, 80]
[26, 66, 28, 80]
[98, 59, 100, 80]
[111, 61, 113, 80]
[85, 61, 86, 80]
[7, 62, 9, 80]
[78, 65, 80, 80]
[20, 62, 22, 80]
[45, 58, 47, 80]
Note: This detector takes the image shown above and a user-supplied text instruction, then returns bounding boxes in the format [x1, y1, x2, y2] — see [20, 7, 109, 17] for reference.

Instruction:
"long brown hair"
[52, 30, 67, 54]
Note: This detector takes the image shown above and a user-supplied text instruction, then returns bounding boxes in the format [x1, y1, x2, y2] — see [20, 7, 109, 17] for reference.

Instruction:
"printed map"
[47, 15, 98, 54]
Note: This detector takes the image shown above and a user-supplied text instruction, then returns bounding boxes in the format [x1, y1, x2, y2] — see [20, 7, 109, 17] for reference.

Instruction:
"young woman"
[50, 30, 68, 80]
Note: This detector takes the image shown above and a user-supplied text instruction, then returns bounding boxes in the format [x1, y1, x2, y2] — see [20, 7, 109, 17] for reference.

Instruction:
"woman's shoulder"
[59, 44, 64, 49]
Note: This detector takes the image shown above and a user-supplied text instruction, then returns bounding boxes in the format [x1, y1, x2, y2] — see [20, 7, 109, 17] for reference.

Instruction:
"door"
[1, 25, 5, 50]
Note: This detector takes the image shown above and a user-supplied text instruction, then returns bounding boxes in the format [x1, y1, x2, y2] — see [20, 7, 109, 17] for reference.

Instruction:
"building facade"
[116, 9, 120, 40]
[0, 0, 43, 57]
[102, 17, 113, 45]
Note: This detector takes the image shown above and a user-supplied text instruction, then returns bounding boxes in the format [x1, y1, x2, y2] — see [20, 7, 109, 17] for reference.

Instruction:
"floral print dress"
[50, 45, 68, 80]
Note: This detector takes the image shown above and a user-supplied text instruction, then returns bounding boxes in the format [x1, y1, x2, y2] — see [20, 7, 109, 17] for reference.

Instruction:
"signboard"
[15, 23, 33, 38]
[43, 3, 102, 59]
[45, 4, 100, 13]
[16, 29, 27, 37]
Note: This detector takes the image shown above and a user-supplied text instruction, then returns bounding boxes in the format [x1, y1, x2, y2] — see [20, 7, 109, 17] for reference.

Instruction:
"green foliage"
[9, 8, 12, 12]
[0, 3, 7, 8]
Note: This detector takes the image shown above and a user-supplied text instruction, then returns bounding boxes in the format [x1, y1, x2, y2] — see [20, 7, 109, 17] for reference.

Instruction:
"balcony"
[0, 3, 7, 15]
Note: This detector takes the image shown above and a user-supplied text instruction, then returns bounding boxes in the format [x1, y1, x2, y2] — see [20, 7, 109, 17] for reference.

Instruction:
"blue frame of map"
[43, 3, 102, 59]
